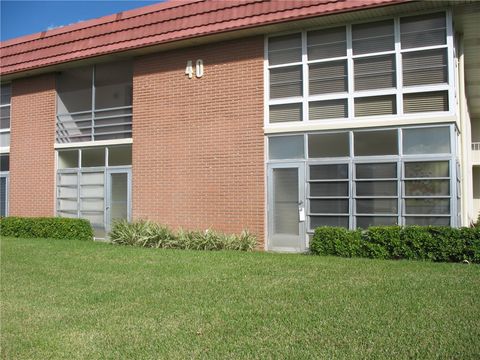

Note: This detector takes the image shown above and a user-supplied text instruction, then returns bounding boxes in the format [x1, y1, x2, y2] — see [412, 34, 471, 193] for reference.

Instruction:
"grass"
[1, 237, 479, 359]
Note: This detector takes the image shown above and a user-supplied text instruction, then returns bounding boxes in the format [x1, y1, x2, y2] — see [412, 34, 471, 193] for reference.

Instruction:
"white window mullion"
[446, 9, 455, 115]
[264, 36, 270, 127]
[302, 31, 309, 122]
[394, 17, 403, 115]
[346, 24, 354, 120]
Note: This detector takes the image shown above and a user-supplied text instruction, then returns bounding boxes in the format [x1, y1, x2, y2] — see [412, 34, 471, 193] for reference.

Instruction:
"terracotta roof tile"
[0, 0, 408, 76]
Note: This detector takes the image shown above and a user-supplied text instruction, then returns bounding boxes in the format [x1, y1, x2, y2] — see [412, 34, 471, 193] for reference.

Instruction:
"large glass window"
[267, 11, 452, 124]
[268, 125, 456, 230]
[56, 61, 132, 143]
[0, 84, 11, 149]
[56, 145, 132, 237]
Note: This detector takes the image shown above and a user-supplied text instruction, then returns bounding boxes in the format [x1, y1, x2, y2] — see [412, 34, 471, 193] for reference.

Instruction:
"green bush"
[311, 226, 480, 263]
[0, 216, 93, 241]
[109, 220, 257, 251]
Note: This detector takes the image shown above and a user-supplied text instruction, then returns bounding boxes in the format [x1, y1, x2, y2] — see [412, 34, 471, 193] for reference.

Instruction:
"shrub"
[109, 220, 257, 251]
[311, 226, 480, 263]
[0, 216, 93, 241]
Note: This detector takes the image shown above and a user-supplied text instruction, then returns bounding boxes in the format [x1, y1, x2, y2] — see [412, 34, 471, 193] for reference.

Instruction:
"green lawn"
[1, 237, 479, 359]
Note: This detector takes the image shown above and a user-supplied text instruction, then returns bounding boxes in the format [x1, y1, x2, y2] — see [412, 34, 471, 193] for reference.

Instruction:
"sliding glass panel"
[403, 91, 448, 113]
[270, 66, 302, 99]
[310, 216, 349, 228]
[354, 130, 398, 156]
[403, 49, 447, 86]
[95, 61, 132, 110]
[268, 34, 302, 66]
[403, 127, 450, 154]
[356, 163, 396, 179]
[269, 136, 304, 160]
[404, 180, 449, 196]
[310, 182, 348, 197]
[355, 95, 396, 117]
[269, 103, 302, 123]
[356, 181, 397, 196]
[57, 66, 92, 114]
[0, 176, 7, 217]
[310, 164, 348, 180]
[356, 199, 398, 214]
[82, 148, 105, 167]
[401, 12, 446, 49]
[309, 99, 347, 120]
[357, 216, 397, 228]
[58, 150, 79, 169]
[307, 26, 346, 60]
[405, 216, 450, 226]
[310, 199, 349, 214]
[309, 61, 347, 95]
[109, 146, 132, 166]
[273, 168, 299, 235]
[352, 20, 394, 55]
[0, 154, 9, 172]
[308, 133, 349, 158]
[354, 55, 395, 91]
[404, 161, 449, 178]
[405, 199, 450, 214]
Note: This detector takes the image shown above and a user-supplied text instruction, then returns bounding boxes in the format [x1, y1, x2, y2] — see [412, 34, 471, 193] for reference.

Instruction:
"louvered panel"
[268, 33, 302, 66]
[354, 55, 395, 91]
[355, 95, 396, 117]
[400, 12, 446, 49]
[309, 99, 347, 120]
[352, 20, 394, 55]
[403, 91, 448, 113]
[269, 103, 302, 123]
[307, 26, 346, 60]
[403, 49, 447, 86]
[270, 66, 302, 99]
[309, 60, 347, 95]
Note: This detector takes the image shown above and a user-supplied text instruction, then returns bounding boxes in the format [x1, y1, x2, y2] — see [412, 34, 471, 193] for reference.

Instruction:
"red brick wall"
[9, 74, 56, 216]
[133, 36, 265, 246]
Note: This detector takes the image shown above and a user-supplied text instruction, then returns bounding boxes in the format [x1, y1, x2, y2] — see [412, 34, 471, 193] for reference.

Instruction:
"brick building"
[0, 0, 479, 251]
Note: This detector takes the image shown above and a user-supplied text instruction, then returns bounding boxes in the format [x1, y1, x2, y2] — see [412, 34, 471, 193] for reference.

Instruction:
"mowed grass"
[1, 237, 479, 359]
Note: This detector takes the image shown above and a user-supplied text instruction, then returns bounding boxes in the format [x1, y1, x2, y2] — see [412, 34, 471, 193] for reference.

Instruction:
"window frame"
[264, 9, 455, 128]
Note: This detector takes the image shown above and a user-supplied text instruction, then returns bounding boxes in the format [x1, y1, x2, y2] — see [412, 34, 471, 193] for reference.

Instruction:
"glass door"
[106, 169, 131, 233]
[267, 163, 305, 252]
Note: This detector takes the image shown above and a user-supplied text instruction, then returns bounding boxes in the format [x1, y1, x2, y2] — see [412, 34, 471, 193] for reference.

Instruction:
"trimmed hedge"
[0, 217, 93, 241]
[310, 226, 480, 263]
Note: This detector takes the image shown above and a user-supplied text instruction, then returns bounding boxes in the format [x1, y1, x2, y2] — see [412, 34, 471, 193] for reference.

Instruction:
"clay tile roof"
[0, 0, 408, 76]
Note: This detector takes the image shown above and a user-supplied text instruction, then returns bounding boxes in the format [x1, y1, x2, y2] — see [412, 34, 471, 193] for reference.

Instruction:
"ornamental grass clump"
[109, 220, 256, 251]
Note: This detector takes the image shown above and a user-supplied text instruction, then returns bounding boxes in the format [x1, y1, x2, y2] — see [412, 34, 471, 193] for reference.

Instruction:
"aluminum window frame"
[267, 123, 458, 232]
[0, 83, 11, 152]
[55, 145, 132, 238]
[55, 63, 133, 144]
[264, 9, 455, 128]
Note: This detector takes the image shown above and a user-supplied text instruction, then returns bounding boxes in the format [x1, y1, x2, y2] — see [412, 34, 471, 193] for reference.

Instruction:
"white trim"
[264, 114, 457, 134]
[0, 147, 10, 154]
[265, 10, 456, 127]
[55, 138, 132, 149]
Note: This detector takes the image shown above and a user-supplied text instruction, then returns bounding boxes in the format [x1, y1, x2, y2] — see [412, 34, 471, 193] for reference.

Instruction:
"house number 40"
[185, 59, 204, 79]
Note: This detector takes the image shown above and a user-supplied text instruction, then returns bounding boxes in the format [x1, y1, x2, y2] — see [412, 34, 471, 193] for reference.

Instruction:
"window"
[268, 125, 456, 230]
[56, 145, 132, 237]
[56, 61, 132, 143]
[0, 154, 9, 217]
[267, 11, 452, 124]
[0, 84, 11, 149]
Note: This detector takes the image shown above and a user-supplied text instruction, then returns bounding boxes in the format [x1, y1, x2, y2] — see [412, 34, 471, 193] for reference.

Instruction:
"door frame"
[0, 172, 9, 217]
[105, 168, 132, 233]
[267, 162, 306, 252]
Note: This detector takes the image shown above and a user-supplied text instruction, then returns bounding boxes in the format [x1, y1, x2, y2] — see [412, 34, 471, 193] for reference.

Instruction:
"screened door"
[268, 163, 305, 252]
[106, 169, 131, 233]
[0, 174, 8, 217]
